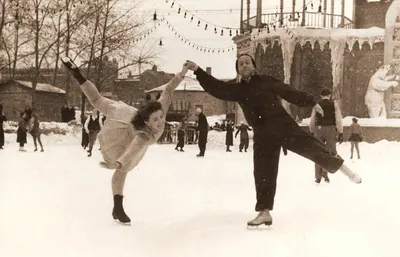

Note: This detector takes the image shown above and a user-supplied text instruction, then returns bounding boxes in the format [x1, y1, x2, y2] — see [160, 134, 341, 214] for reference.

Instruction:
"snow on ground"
[1, 127, 400, 257]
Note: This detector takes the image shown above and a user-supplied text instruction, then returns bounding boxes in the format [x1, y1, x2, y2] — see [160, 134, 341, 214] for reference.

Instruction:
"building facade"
[0, 80, 66, 121]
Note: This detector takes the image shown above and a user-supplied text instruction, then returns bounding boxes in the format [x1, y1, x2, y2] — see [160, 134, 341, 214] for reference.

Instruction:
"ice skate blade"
[113, 219, 131, 226]
[247, 221, 272, 227]
[246, 222, 273, 230]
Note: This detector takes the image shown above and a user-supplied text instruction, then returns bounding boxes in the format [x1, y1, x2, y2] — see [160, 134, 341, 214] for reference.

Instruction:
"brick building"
[0, 56, 119, 108]
[145, 68, 235, 122]
[0, 80, 65, 121]
[113, 65, 175, 108]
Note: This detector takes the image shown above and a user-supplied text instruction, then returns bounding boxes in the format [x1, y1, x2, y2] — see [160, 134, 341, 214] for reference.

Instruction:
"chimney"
[206, 67, 212, 75]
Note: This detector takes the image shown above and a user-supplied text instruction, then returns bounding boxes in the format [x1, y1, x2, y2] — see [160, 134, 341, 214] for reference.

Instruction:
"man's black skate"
[112, 195, 131, 225]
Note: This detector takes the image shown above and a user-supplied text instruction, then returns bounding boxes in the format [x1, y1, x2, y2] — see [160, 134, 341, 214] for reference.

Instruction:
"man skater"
[309, 87, 343, 184]
[195, 108, 208, 157]
[185, 56, 361, 227]
[84, 110, 102, 157]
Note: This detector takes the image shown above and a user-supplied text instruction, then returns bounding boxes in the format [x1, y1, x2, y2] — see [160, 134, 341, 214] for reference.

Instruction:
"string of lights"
[160, 19, 236, 54]
[164, 0, 241, 32]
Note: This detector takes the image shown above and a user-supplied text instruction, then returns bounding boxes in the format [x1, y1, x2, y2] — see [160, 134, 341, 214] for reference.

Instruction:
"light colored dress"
[80, 73, 184, 172]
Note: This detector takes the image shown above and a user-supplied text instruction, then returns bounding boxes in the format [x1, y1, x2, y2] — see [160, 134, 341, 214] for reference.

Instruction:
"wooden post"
[323, 0, 327, 27]
[292, 0, 296, 22]
[240, 0, 244, 32]
[280, 0, 284, 27]
[246, 0, 250, 28]
[331, 0, 334, 28]
[341, 0, 345, 27]
[256, 0, 262, 27]
[301, 0, 306, 26]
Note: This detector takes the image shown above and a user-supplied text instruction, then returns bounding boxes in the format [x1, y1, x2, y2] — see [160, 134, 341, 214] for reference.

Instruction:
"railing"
[241, 12, 353, 32]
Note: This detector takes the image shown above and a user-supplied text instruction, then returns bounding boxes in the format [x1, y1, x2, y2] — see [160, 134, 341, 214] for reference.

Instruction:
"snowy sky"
[117, 0, 356, 79]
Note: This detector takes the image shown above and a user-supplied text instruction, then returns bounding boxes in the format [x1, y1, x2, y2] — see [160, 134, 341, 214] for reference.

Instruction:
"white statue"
[365, 64, 400, 118]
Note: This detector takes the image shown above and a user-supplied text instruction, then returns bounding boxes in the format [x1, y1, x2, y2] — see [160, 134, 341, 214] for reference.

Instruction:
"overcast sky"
[119, 0, 355, 78]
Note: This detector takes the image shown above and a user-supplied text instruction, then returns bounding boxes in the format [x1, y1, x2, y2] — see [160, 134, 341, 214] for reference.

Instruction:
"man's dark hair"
[320, 87, 332, 96]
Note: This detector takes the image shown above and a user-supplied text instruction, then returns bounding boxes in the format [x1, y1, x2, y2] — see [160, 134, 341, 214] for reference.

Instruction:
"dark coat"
[0, 114, 7, 147]
[225, 124, 234, 146]
[197, 112, 208, 145]
[17, 118, 27, 144]
[194, 68, 316, 140]
[235, 124, 251, 142]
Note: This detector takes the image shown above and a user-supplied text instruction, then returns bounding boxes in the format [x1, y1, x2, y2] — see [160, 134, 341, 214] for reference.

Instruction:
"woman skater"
[185, 56, 361, 227]
[29, 113, 44, 152]
[349, 117, 362, 159]
[62, 56, 188, 225]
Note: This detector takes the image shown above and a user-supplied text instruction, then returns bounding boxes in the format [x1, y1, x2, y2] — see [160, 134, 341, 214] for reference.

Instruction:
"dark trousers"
[88, 130, 99, 150]
[253, 120, 343, 212]
[239, 135, 249, 151]
[198, 130, 208, 156]
[0, 129, 4, 147]
[314, 126, 337, 181]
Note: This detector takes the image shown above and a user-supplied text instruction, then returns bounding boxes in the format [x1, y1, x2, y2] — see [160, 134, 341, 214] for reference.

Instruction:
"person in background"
[29, 113, 44, 152]
[175, 119, 186, 152]
[349, 117, 363, 159]
[0, 104, 7, 149]
[195, 108, 208, 157]
[84, 110, 102, 157]
[17, 112, 27, 152]
[225, 120, 234, 152]
[24, 106, 32, 121]
[309, 87, 343, 184]
[81, 111, 90, 149]
[235, 121, 252, 152]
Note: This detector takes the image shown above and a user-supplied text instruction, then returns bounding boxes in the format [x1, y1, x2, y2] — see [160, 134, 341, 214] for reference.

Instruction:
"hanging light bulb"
[191, 16, 193, 21]
[153, 11, 157, 21]
[221, 29, 224, 36]
[159, 39, 163, 46]
[197, 20, 200, 26]
[178, 7, 181, 14]
[171, 2, 174, 7]
[311, 2, 314, 9]
[318, 5, 322, 12]
[229, 29, 232, 36]
[214, 27, 217, 34]
[184, 11, 187, 18]
[205, 24, 208, 30]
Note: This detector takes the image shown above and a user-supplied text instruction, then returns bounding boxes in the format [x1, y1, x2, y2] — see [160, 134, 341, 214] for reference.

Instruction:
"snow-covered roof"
[145, 77, 205, 92]
[14, 80, 65, 94]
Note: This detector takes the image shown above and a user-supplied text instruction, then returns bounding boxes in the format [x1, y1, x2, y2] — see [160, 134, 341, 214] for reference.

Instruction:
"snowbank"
[300, 116, 400, 127]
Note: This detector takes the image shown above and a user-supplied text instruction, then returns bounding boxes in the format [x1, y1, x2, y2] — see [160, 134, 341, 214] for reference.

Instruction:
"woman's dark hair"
[131, 101, 162, 130]
[352, 117, 358, 123]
